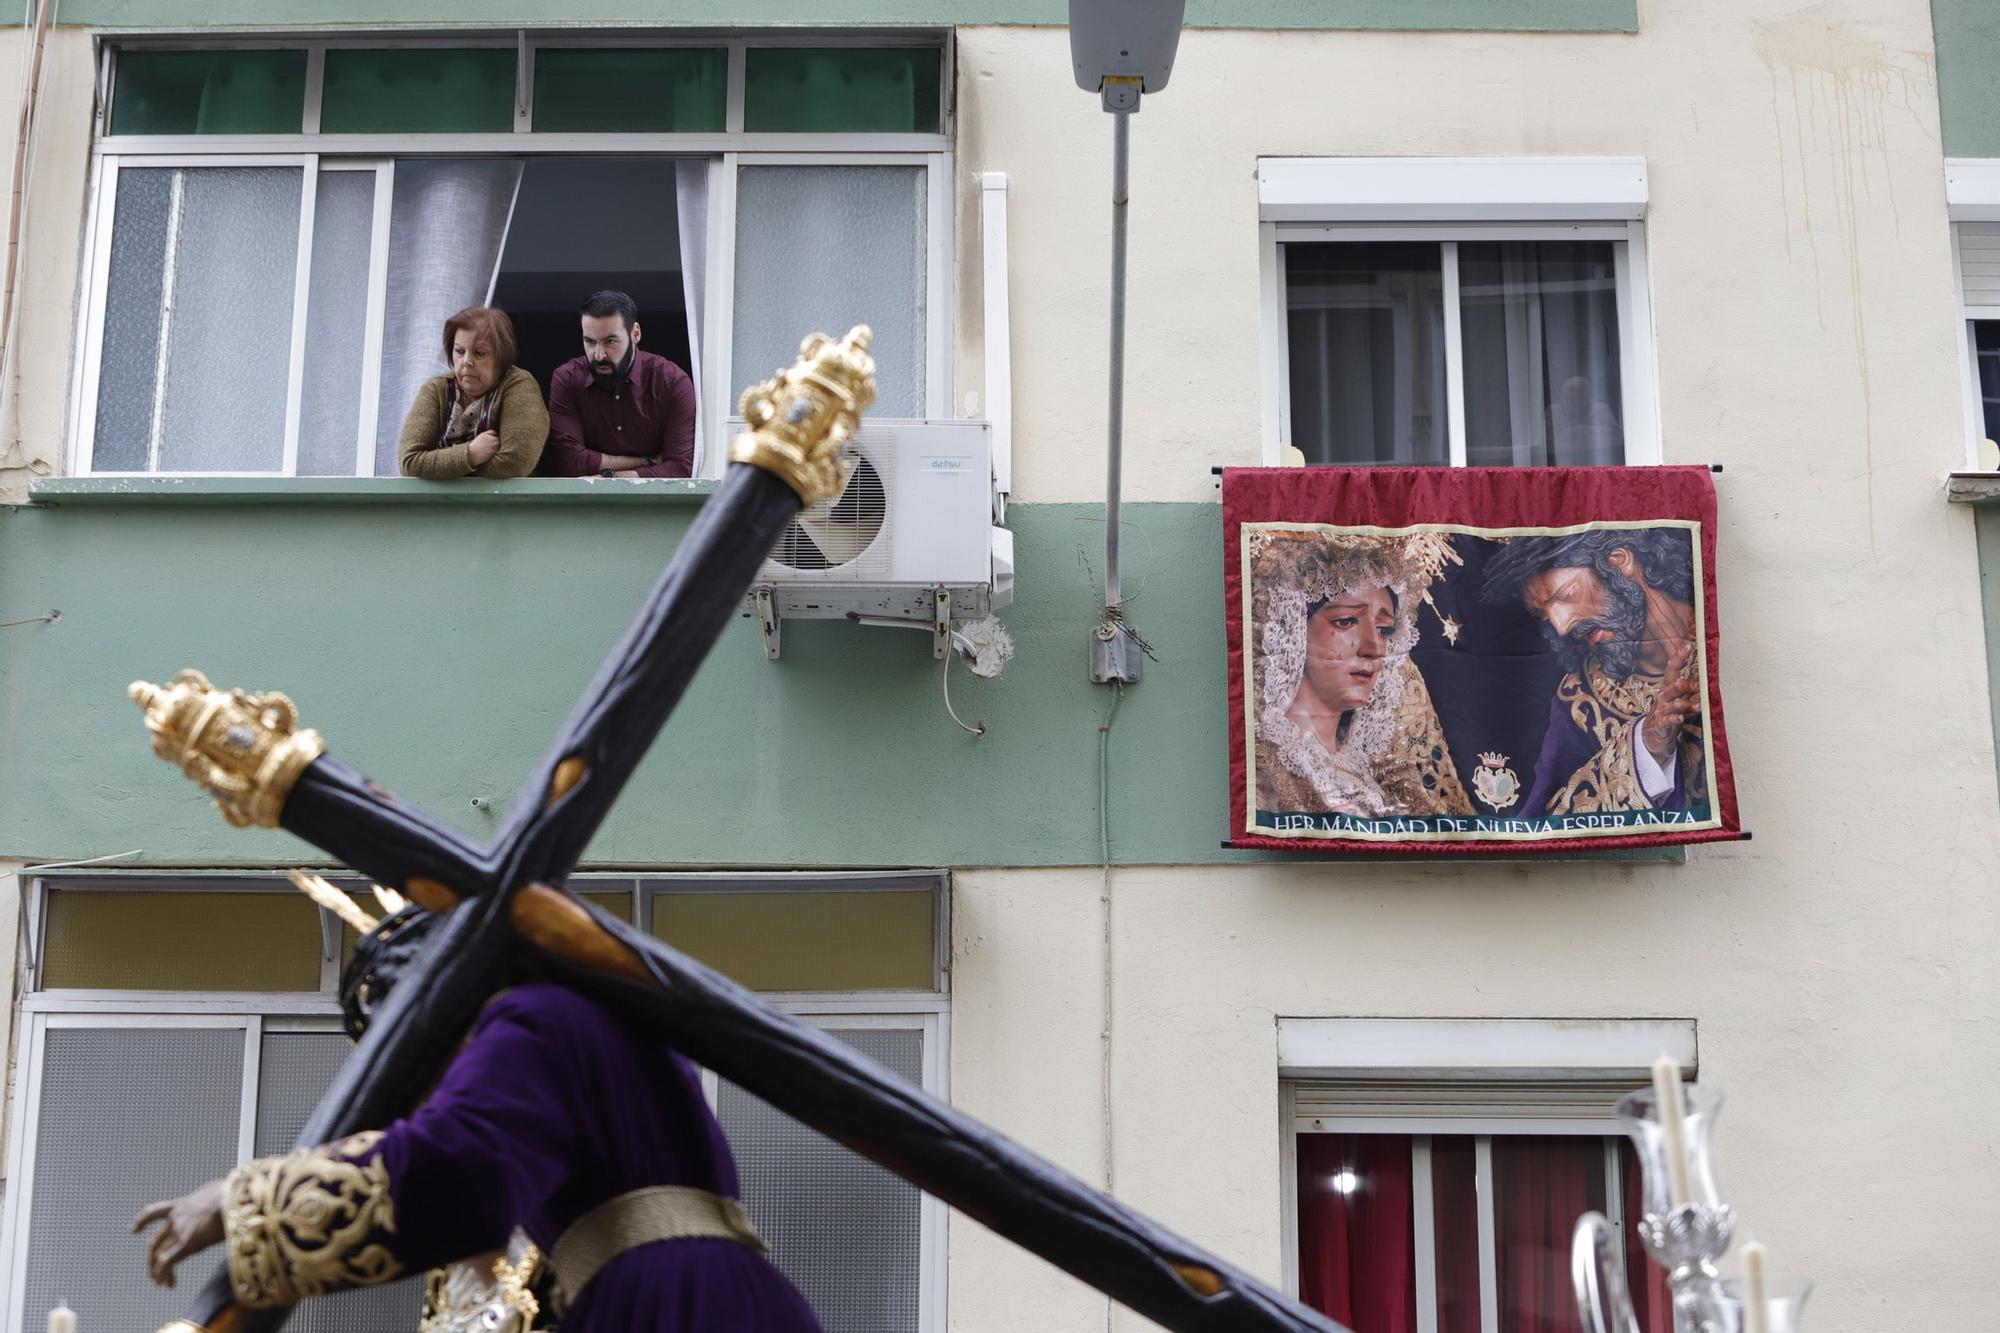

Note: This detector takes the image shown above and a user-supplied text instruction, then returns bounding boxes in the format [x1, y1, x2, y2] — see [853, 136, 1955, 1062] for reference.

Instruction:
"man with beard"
[540, 290, 698, 478]
[1481, 529, 1707, 817]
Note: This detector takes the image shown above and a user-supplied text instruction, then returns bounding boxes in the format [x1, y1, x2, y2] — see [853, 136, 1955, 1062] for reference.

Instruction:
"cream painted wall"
[0, 9, 1989, 1329]
[0, 28, 93, 505]
[954, 856, 2000, 1330]
[950, 7, 2000, 1332]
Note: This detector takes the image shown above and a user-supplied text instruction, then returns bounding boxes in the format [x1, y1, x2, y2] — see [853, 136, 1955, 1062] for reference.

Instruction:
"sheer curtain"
[1284, 242, 1449, 466]
[1297, 1133, 1416, 1333]
[1459, 241, 1624, 468]
[372, 158, 525, 474]
[675, 158, 709, 472]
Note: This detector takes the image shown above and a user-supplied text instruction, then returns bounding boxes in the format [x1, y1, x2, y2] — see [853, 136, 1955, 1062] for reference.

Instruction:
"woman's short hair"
[442, 306, 518, 375]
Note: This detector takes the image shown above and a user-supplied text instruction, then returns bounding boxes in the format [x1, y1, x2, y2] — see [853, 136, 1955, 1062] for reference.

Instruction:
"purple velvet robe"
[364, 982, 821, 1330]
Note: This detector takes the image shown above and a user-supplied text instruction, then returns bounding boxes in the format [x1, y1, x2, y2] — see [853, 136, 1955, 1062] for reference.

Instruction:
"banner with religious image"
[1224, 465, 1743, 853]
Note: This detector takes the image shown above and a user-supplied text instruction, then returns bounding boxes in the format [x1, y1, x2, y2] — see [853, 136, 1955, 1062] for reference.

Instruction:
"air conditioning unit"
[738, 419, 1014, 659]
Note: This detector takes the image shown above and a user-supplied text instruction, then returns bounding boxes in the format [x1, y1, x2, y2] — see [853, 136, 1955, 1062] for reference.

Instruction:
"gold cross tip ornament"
[129, 668, 325, 830]
[729, 325, 878, 509]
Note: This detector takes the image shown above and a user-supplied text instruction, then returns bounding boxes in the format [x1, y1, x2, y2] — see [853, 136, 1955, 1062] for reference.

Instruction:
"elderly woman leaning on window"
[398, 307, 549, 479]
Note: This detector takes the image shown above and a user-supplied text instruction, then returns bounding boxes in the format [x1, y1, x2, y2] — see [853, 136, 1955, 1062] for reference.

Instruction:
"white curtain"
[1282, 244, 1449, 466]
[675, 158, 709, 473]
[372, 158, 525, 475]
[1458, 241, 1624, 467]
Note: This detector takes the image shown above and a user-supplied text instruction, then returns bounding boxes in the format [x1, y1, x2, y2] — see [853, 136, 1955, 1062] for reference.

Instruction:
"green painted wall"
[0, 491, 1671, 869]
[0, 495, 1230, 868]
[1936, 0, 2000, 157]
[44, 0, 1638, 33]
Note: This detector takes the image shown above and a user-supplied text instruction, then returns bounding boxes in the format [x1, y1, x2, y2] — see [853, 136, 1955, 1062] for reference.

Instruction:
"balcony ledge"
[22, 476, 721, 507]
[1947, 471, 2000, 505]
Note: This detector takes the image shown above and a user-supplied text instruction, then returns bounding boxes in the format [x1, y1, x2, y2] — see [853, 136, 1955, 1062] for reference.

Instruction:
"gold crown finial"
[729, 325, 878, 509]
[128, 668, 325, 829]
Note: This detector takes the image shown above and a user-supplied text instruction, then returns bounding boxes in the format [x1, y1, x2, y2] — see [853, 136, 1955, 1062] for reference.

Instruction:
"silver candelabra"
[1572, 1083, 1812, 1333]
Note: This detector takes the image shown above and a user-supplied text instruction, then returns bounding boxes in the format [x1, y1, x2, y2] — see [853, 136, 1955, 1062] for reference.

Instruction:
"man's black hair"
[579, 289, 639, 330]
[1481, 528, 1694, 607]
[339, 905, 438, 1040]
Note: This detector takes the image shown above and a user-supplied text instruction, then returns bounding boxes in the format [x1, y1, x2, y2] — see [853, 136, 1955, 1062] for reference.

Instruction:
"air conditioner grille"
[769, 455, 889, 573]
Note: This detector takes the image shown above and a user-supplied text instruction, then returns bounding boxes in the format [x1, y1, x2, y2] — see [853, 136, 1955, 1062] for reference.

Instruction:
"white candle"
[46, 1303, 74, 1333]
[1742, 1241, 1770, 1333]
[1651, 1056, 1692, 1205]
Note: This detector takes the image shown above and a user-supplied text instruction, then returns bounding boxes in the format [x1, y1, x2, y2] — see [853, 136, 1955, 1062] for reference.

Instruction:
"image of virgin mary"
[1250, 531, 1470, 821]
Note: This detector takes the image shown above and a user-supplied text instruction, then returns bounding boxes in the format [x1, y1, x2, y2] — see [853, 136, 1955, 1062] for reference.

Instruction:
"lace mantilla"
[1250, 529, 1469, 817]
[223, 1130, 402, 1307]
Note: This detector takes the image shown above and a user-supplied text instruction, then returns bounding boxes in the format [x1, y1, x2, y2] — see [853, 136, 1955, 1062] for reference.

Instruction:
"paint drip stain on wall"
[1757, 14, 1935, 547]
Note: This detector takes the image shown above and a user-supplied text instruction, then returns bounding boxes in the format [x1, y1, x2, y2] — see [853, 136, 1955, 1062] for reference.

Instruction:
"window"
[1279, 1018, 1688, 1333]
[1954, 221, 2000, 470]
[4, 873, 949, 1333]
[73, 38, 952, 478]
[1258, 158, 1657, 468]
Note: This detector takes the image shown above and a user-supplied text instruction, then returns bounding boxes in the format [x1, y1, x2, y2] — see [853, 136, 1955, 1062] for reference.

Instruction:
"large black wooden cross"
[129, 329, 1351, 1333]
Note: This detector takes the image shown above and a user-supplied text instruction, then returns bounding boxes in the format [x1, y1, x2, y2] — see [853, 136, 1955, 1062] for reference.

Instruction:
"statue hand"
[133, 1177, 226, 1287]
[1641, 638, 1700, 767]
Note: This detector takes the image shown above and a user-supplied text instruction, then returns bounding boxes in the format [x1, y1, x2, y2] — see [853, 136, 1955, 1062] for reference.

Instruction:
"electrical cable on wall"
[1097, 682, 1123, 1216]
[0, 608, 58, 629]
[939, 617, 1014, 737]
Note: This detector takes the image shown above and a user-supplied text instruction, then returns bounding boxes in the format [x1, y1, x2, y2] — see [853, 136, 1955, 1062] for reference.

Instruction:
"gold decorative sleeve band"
[222, 1130, 402, 1307]
[728, 325, 878, 510]
[128, 668, 325, 829]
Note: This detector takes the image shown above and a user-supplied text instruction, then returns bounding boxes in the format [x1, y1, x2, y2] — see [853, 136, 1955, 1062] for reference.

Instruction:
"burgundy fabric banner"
[1224, 466, 1742, 853]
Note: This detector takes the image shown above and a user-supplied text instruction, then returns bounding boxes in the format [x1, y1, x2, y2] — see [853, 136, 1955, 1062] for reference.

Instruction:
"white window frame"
[0, 1008, 353, 1333]
[1945, 161, 2000, 471]
[69, 34, 956, 479]
[1256, 157, 1660, 469]
[2, 870, 952, 1333]
[72, 154, 398, 478]
[1276, 1017, 1696, 1329]
[706, 149, 953, 477]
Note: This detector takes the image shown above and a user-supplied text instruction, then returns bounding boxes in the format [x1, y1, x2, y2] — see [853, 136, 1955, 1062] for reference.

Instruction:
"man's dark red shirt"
[540, 349, 697, 478]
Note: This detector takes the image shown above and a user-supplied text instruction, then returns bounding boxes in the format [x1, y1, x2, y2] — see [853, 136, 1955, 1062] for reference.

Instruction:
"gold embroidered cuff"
[222, 1130, 403, 1307]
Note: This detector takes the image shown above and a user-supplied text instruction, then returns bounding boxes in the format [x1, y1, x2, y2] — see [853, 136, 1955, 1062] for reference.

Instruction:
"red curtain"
[1621, 1141, 1675, 1333]
[1297, 1133, 1416, 1332]
[1493, 1137, 1606, 1333]
[1431, 1136, 1482, 1333]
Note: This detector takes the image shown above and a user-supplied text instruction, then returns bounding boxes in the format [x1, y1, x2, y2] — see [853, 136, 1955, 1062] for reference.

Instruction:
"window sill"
[25, 476, 721, 507]
[1948, 471, 2000, 504]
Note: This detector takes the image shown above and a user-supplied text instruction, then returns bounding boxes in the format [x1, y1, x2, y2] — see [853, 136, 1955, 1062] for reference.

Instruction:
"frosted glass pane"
[157, 166, 301, 471]
[298, 170, 376, 476]
[256, 1031, 426, 1331]
[719, 1027, 922, 1333]
[20, 1027, 243, 1333]
[733, 166, 925, 417]
[92, 168, 172, 471]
